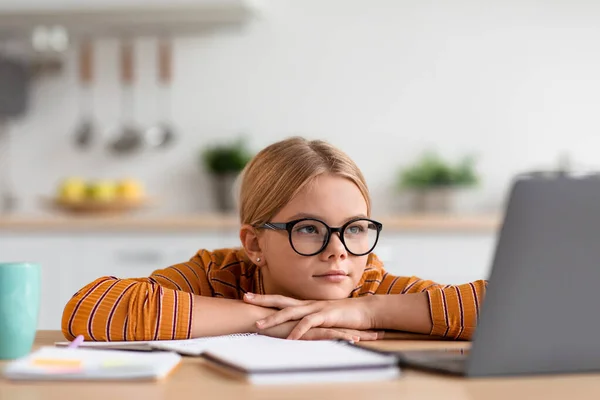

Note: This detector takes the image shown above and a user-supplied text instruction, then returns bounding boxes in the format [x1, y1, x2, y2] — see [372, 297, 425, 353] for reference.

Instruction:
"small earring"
[256, 257, 261, 263]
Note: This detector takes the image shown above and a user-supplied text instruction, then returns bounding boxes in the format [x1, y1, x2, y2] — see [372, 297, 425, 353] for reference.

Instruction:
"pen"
[68, 335, 84, 349]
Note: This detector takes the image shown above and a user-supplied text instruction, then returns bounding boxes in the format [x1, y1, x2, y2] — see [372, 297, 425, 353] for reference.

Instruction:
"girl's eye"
[296, 225, 319, 234]
[346, 224, 366, 235]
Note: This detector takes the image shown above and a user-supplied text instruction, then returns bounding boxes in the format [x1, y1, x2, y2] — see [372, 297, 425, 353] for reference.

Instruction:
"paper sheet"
[55, 333, 257, 356]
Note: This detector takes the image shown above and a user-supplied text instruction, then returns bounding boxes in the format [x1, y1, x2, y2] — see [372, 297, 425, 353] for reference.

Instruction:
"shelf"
[0, 213, 502, 233]
[0, 0, 260, 39]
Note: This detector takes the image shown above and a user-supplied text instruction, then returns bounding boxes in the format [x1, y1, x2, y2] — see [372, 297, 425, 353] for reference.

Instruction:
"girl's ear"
[240, 225, 264, 265]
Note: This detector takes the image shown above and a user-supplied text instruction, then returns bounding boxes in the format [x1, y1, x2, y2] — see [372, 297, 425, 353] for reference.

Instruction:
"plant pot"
[209, 172, 238, 213]
[408, 187, 455, 214]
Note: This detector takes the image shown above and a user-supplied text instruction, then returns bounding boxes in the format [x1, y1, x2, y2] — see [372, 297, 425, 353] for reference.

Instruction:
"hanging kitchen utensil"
[108, 39, 142, 155]
[0, 54, 28, 118]
[145, 37, 176, 150]
[0, 52, 30, 214]
[0, 119, 16, 214]
[73, 38, 95, 149]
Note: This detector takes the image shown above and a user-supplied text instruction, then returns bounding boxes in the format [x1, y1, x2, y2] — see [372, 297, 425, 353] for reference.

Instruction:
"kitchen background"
[1, 0, 599, 329]
[3, 0, 599, 216]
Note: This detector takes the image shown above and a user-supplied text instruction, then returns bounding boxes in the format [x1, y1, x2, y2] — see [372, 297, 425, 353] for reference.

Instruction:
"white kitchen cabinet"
[375, 232, 497, 284]
[0, 0, 258, 38]
[0, 0, 254, 10]
[76, 232, 230, 283]
[0, 234, 77, 331]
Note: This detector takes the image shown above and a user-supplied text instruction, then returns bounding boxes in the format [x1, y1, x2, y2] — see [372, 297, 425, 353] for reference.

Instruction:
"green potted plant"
[201, 137, 253, 212]
[397, 151, 479, 213]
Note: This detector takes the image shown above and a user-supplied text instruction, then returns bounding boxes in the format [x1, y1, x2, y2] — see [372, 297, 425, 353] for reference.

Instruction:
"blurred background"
[0, 0, 597, 329]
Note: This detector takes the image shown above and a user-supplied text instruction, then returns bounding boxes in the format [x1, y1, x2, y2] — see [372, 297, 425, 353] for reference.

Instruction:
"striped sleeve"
[377, 274, 488, 340]
[61, 251, 213, 342]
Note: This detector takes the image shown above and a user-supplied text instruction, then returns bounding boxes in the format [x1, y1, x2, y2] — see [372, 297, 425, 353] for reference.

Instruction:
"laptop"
[394, 172, 600, 377]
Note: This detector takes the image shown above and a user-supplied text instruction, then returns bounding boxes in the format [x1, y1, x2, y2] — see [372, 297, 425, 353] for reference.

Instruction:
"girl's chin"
[300, 287, 353, 301]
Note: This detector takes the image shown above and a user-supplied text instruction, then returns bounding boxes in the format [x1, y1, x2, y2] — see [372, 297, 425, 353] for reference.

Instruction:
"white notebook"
[3, 346, 181, 381]
[54, 334, 401, 385]
[200, 335, 401, 385]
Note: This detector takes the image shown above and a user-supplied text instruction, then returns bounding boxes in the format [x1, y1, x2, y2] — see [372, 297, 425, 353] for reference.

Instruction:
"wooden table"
[1, 331, 599, 400]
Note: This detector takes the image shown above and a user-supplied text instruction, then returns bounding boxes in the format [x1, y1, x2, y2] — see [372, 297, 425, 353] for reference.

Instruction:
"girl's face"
[257, 174, 371, 300]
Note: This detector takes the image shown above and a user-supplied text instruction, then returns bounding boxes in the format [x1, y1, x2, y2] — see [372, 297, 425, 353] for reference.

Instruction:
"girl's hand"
[259, 320, 382, 342]
[243, 293, 378, 340]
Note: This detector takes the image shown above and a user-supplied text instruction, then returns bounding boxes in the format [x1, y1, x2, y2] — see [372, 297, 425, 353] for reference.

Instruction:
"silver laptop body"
[398, 173, 600, 377]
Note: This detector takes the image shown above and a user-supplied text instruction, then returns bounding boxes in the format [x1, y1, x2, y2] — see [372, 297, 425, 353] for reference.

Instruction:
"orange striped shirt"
[62, 248, 487, 342]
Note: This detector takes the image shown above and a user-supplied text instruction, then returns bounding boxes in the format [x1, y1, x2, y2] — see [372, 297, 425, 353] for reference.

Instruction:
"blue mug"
[0, 262, 40, 359]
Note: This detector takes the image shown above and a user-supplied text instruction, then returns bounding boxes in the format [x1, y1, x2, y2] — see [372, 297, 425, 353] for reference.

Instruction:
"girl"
[62, 137, 487, 343]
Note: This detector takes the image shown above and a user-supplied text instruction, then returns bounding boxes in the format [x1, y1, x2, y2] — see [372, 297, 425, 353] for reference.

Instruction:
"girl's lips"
[313, 272, 348, 283]
[314, 270, 347, 277]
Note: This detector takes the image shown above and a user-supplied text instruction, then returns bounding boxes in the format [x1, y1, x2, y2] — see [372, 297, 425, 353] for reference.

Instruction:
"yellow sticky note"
[32, 358, 82, 368]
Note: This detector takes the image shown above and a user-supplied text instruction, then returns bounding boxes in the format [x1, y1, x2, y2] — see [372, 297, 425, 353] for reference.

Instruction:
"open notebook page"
[55, 333, 257, 356]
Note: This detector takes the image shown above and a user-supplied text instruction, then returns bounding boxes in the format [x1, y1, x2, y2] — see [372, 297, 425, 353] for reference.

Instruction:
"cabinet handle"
[114, 250, 163, 265]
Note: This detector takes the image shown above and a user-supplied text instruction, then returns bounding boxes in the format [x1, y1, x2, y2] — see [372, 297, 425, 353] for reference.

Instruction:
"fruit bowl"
[46, 178, 152, 215]
[41, 196, 154, 215]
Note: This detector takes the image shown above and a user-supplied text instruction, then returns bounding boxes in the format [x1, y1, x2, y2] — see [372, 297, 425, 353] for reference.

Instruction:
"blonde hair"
[238, 137, 371, 226]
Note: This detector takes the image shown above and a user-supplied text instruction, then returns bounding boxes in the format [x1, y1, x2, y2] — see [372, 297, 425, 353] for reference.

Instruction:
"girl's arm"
[62, 251, 275, 341]
[369, 292, 432, 334]
[62, 274, 376, 342]
[191, 296, 275, 337]
[372, 275, 488, 340]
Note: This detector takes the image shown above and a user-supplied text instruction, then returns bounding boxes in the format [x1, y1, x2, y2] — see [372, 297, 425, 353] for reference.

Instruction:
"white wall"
[5, 0, 600, 216]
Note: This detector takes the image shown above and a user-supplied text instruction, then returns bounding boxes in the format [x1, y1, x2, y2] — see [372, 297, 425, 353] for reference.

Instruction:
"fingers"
[243, 293, 307, 309]
[299, 328, 382, 342]
[256, 304, 319, 330]
[287, 313, 326, 340]
[336, 329, 381, 341]
[301, 328, 358, 342]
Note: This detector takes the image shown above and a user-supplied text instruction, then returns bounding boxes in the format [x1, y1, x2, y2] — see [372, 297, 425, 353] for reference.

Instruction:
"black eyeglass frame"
[256, 217, 383, 257]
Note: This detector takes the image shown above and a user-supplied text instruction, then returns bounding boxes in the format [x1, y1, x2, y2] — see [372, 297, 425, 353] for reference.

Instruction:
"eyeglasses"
[257, 217, 383, 257]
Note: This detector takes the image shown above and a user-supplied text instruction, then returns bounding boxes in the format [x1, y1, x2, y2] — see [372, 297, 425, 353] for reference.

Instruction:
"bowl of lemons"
[43, 177, 153, 215]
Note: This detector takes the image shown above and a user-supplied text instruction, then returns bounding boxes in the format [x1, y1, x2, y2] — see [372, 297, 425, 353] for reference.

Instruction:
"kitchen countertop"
[0, 213, 501, 233]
